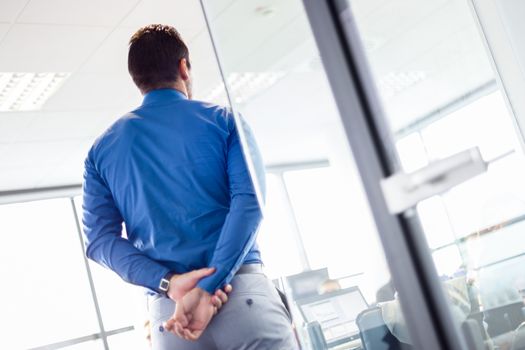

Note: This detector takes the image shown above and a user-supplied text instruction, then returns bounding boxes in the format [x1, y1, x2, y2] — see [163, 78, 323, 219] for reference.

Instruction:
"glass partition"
[200, 1, 412, 348]
[348, 0, 525, 348]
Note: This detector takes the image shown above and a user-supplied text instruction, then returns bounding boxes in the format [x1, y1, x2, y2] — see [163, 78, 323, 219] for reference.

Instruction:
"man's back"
[83, 87, 263, 295]
[86, 89, 261, 274]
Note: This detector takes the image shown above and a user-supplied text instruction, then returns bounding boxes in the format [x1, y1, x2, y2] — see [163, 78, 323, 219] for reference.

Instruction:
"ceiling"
[0, 0, 221, 191]
[0, 0, 497, 192]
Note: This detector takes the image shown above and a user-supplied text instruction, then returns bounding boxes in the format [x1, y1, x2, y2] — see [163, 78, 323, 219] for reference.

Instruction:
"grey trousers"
[148, 272, 299, 350]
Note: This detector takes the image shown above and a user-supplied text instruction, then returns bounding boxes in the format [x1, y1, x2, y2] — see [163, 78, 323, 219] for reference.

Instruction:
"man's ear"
[179, 58, 190, 81]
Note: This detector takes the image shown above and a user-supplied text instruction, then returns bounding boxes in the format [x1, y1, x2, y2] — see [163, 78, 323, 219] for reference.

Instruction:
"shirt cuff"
[197, 265, 229, 294]
[146, 265, 172, 294]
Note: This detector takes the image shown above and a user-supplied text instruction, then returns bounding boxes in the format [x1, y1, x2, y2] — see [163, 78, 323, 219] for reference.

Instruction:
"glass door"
[197, 0, 451, 349]
[304, 0, 525, 349]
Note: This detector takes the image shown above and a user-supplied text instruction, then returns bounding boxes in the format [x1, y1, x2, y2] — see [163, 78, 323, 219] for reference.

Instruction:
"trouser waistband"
[236, 263, 263, 275]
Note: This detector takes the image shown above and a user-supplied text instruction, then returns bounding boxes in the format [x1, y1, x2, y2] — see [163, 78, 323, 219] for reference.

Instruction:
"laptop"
[296, 286, 369, 348]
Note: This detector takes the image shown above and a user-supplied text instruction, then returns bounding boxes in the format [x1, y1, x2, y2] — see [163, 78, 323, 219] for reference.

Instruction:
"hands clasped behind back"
[162, 267, 233, 341]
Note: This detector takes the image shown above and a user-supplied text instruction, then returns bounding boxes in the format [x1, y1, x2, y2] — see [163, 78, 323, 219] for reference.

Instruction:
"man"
[82, 24, 298, 349]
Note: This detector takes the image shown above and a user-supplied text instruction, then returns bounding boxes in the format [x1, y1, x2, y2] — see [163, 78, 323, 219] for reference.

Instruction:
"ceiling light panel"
[378, 71, 427, 98]
[204, 71, 285, 105]
[0, 72, 70, 112]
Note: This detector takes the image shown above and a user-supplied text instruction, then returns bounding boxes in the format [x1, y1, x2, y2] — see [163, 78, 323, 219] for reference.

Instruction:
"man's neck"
[172, 81, 189, 98]
[142, 81, 189, 98]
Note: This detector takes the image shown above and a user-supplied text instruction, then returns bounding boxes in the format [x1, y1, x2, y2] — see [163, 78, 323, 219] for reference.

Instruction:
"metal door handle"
[381, 147, 487, 214]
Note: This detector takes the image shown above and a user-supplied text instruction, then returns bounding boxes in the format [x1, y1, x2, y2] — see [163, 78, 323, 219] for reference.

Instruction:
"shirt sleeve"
[197, 116, 264, 293]
[82, 151, 170, 293]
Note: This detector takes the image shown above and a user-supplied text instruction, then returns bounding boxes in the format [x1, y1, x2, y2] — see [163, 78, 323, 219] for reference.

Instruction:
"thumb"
[164, 318, 176, 331]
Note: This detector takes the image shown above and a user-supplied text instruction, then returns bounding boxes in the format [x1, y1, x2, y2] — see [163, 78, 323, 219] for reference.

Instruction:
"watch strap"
[159, 271, 175, 295]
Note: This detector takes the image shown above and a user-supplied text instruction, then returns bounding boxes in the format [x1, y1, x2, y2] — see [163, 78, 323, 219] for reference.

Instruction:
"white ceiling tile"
[236, 14, 313, 72]
[120, 0, 205, 40]
[0, 140, 82, 169]
[0, 23, 11, 40]
[42, 72, 142, 112]
[17, 0, 139, 27]
[13, 111, 110, 142]
[0, 0, 29, 23]
[0, 24, 111, 72]
[203, 0, 236, 18]
[0, 112, 38, 143]
[366, 0, 475, 76]
[36, 163, 84, 188]
[80, 26, 134, 74]
[36, 141, 92, 188]
[200, 0, 305, 73]
[0, 139, 90, 191]
[354, 0, 450, 53]
[349, 0, 390, 19]
[0, 165, 51, 191]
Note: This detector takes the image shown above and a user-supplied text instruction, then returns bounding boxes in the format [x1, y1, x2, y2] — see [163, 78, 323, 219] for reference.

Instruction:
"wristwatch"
[159, 272, 175, 295]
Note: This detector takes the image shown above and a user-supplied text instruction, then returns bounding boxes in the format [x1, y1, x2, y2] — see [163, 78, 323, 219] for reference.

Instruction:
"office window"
[0, 199, 100, 349]
[256, 174, 304, 279]
[73, 197, 145, 335]
[395, 91, 524, 279]
[441, 153, 525, 236]
[107, 330, 149, 350]
[282, 166, 389, 301]
[395, 132, 428, 172]
[283, 167, 381, 279]
[87, 262, 145, 332]
[420, 91, 517, 162]
[416, 196, 456, 250]
[61, 340, 104, 349]
[432, 245, 463, 277]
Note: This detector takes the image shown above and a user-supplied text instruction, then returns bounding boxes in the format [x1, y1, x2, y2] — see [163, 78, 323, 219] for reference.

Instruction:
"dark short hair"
[128, 24, 191, 92]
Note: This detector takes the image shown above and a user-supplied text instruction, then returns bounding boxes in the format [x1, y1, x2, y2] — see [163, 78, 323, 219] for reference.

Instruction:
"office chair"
[305, 321, 329, 350]
[461, 319, 485, 350]
[356, 307, 412, 350]
[511, 322, 525, 350]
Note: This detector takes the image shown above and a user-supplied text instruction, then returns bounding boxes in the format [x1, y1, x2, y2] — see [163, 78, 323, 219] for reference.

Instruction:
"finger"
[164, 318, 175, 332]
[169, 321, 177, 335]
[171, 322, 180, 337]
[223, 284, 233, 293]
[183, 329, 194, 341]
[174, 322, 185, 338]
[214, 306, 218, 315]
[215, 289, 228, 304]
[211, 295, 222, 309]
[184, 328, 202, 341]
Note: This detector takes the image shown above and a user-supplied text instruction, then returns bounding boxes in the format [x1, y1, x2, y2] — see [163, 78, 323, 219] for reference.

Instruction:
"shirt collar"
[142, 88, 188, 106]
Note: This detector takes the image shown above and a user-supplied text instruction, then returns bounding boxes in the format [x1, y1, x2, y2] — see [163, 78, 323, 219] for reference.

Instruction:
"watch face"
[159, 279, 169, 292]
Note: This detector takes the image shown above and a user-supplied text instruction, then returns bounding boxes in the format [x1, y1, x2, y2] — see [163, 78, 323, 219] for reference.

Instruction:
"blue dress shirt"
[82, 88, 264, 294]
